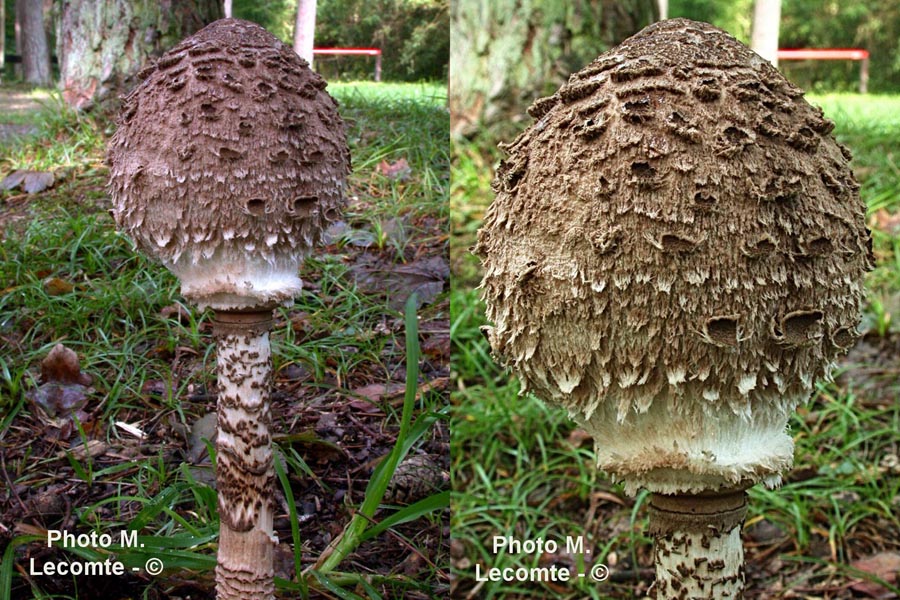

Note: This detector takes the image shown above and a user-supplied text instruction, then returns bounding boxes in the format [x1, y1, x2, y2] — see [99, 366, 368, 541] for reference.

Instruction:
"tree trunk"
[450, 0, 657, 139]
[14, 0, 22, 77]
[57, 0, 222, 110]
[224, 0, 232, 18]
[20, 0, 50, 85]
[751, 0, 781, 67]
[293, 0, 316, 65]
[1, 1, 5, 78]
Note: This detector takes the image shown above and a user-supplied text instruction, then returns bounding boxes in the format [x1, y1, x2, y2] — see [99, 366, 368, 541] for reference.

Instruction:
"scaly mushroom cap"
[476, 19, 873, 494]
[108, 18, 350, 310]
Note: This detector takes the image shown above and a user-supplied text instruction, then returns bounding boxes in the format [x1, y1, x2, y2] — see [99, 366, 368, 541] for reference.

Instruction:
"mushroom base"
[166, 249, 304, 310]
[576, 394, 795, 495]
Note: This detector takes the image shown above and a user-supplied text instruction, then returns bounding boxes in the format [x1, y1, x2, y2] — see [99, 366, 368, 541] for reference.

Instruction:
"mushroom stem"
[212, 309, 277, 600]
[648, 490, 748, 599]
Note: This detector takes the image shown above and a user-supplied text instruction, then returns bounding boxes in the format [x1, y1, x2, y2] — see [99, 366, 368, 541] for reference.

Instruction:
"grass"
[450, 93, 900, 598]
[0, 91, 105, 172]
[0, 85, 52, 127]
[0, 80, 449, 599]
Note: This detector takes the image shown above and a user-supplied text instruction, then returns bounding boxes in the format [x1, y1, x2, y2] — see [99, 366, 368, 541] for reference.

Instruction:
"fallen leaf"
[871, 209, 900, 236]
[566, 428, 593, 448]
[43, 277, 74, 296]
[350, 382, 406, 403]
[324, 220, 351, 245]
[277, 362, 310, 382]
[27, 345, 94, 427]
[350, 254, 449, 309]
[745, 519, 787, 545]
[0, 171, 27, 191]
[421, 332, 450, 360]
[346, 400, 384, 414]
[159, 303, 191, 324]
[323, 220, 376, 247]
[40, 344, 92, 386]
[23, 171, 54, 194]
[377, 217, 409, 248]
[590, 490, 627, 506]
[27, 383, 90, 427]
[398, 552, 425, 577]
[57, 439, 108, 460]
[0, 170, 55, 194]
[850, 552, 900, 598]
[187, 412, 217, 463]
[376, 157, 412, 181]
[27, 485, 68, 517]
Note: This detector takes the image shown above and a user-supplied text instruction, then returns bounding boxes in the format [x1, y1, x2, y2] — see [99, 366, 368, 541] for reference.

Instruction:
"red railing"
[314, 48, 382, 82]
[777, 49, 870, 93]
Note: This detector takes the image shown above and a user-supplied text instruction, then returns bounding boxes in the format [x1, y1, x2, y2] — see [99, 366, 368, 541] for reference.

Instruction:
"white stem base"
[213, 312, 276, 600]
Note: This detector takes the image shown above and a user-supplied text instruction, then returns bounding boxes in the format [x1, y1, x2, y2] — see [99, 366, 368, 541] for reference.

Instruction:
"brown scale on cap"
[107, 18, 350, 310]
[476, 19, 873, 494]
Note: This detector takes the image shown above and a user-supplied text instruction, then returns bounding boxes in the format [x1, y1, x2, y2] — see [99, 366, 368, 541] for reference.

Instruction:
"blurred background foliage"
[449, 0, 657, 138]
[230, 0, 448, 81]
[670, 0, 900, 94]
[448, 0, 900, 141]
[314, 0, 449, 81]
[1, 0, 449, 83]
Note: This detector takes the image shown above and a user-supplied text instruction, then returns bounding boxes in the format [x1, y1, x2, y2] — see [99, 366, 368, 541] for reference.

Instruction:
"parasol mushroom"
[475, 18, 872, 598]
[107, 18, 349, 599]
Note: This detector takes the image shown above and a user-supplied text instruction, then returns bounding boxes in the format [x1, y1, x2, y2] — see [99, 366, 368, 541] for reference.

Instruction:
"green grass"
[0, 91, 106, 172]
[0, 85, 52, 126]
[451, 94, 900, 598]
[0, 81, 449, 599]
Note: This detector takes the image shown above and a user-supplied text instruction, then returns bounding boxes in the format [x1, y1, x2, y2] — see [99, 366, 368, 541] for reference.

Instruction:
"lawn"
[450, 93, 900, 598]
[0, 80, 450, 599]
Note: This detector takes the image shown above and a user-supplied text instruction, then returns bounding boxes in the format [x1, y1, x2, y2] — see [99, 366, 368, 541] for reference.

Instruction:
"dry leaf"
[188, 412, 218, 463]
[40, 344, 92, 386]
[0, 170, 55, 194]
[850, 552, 900, 598]
[159, 303, 191, 324]
[0, 171, 27, 191]
[351, 382, 406, 403]
[871, 209, 900, 236]
[376, 157, 412, 181]
[566, 428, 593, 448]
[422, 332, 450, 360]
[43, 277, 74, 296]
[57, 439, 108, 460]
[27, 383, 90, 426]
[350, 254, 449, 309]
[23, 171, 55, 194]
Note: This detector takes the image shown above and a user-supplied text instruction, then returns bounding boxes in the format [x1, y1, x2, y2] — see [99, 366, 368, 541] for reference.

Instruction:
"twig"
[0, 453, 29, 515]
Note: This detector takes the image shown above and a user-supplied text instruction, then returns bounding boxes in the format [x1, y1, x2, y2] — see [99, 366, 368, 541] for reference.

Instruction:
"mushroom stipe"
[213, 309, 276, 598]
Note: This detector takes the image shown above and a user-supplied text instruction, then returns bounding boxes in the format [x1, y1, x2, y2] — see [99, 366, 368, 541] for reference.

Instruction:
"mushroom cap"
[108, 18, 350, 310]
[476, 19, 873, 494]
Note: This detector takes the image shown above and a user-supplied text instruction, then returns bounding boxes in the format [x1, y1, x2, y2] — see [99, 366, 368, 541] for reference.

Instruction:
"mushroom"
[107, 18, 349, 599]
[475, 19, 872, 598]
